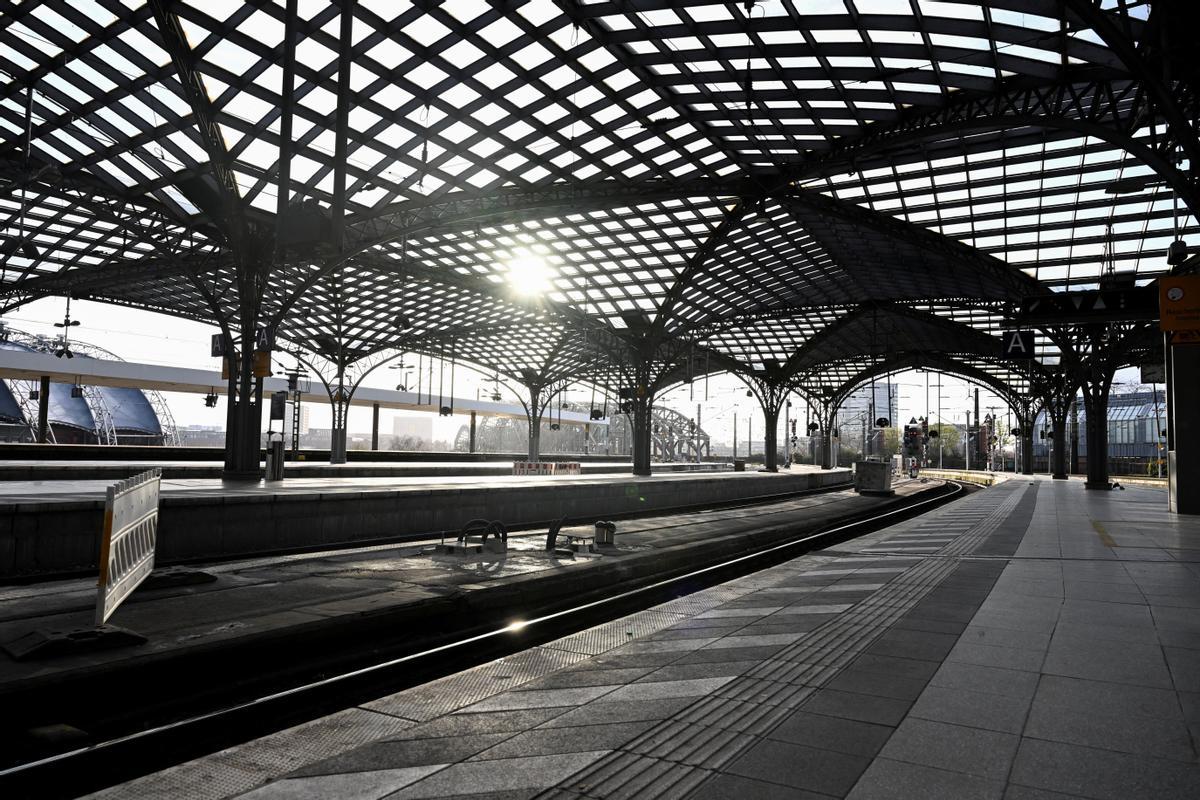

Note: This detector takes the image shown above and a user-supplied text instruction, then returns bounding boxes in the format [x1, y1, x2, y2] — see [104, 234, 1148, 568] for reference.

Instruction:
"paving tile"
[1163, 646, 1200, 693]
[1057, 599, 1154, 629]
[691, 773, 830, 800]
[910, 684, 1029, 734]
[291, 735, 512, 776]
[524, 667, 656, 689]
[675, 645, 788, 664]
[822, 667, 930, 701]
[1002, 787, 1090, 800]
[615, 637, 720, 654]
[802, 689, 912, 726]
[726, 739, 870, 796]
[959, 624, 1051, 652]
[536, 697, 693, 729]
[239, 765, 446, 799]
[600, 676, 736, 702]
[1033, 674, 1183, 720]
[1009, 738, 1200, 800]
[865, 629, 959, 662]
[1042, 633, 1173, 688]
[947, 641, 1045, 672]
[458, 685, 618, 713]
[767, 710, 893, 758]
[1024, 675, 1195, 761]
[645, 626, 741, 641]
[707, 633, 805, 649]
[846, 758, 1005, 800]
[470, 721, 653, 761]
[393, 709, 565, 741]
[850, 652, 941, 682]
[389, 752, 610, 798]
[878, 717, 1019, 780]
[1050, 619, 1160, 645]
[696, 606, 783, 619]
[928, 661, 1040, 700]
[1024, 699, 1196, 762]
[773, 603, 853, 615]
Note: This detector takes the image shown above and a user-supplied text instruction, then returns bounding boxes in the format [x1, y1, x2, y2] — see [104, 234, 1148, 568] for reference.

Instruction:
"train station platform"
[0, 458, 726, 482]
[0, 466, 840, 579]
[81, 475, 1199, 800]
[0, 470, 934, 771]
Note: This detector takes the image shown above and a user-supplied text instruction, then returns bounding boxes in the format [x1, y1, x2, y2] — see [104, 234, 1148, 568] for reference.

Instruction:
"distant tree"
[930, 423, 960, 454]
[389, 434, 425, 451]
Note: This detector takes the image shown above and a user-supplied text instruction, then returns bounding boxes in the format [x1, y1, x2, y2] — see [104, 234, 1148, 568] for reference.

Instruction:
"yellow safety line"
[1091, 519, 1117, 548]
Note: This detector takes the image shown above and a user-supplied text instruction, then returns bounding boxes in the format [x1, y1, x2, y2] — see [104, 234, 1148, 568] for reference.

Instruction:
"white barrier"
[95, 468, 162, 625]
[512, 461, 582, 476]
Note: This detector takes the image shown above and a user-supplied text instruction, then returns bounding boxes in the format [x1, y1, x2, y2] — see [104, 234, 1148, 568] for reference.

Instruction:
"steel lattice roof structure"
[1, 0, 1197, 409]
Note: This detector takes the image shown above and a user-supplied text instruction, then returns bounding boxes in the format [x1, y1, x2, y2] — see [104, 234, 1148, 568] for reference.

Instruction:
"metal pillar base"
[1084, 480, 1113, 490]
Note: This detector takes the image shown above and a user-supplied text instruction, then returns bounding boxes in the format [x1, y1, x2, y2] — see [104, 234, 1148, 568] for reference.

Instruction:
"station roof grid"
[1, 0, 1196, 402]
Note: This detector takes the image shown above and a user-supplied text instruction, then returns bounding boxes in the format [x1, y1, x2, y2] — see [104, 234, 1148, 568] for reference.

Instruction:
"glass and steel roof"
[1, 0, 1195, 400]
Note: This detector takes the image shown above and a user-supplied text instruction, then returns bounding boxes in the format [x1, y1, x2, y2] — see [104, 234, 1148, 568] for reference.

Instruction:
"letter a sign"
[1002, 330, 1036, 359]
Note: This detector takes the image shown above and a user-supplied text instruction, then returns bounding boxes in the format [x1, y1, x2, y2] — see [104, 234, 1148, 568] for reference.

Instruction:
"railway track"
[0, 479, 967, 799]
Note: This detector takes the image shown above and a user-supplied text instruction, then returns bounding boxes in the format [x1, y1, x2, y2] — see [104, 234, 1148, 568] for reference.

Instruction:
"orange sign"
[1168, 330, 1200, 346]
[1160, 275, 1200, 332]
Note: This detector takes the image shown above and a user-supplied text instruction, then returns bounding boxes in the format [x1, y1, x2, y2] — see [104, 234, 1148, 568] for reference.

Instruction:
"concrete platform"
[0, 477, 934, 753]
[0, 466, 849, 578]
[0, 459, 726, 481]
[88, 475, 1200, 800]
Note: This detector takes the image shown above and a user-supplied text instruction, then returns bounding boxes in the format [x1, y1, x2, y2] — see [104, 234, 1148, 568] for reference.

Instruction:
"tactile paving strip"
[537, 481, 1031, 799]
[542, 609, 689, 656]
[362, 645, 589, 721]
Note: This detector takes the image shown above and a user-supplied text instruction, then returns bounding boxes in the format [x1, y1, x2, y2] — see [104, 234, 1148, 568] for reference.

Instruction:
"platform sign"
[1168, 330, 1200, 346]
[1160, 276, 1200, 332]
[1001, 330, 1036, 359]
[96, 468, 162, 625]
[1018, 286, 1157, 325]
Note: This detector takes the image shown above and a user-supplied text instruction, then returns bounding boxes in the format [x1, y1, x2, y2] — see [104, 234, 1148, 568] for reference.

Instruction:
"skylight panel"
[989, 8, 1058, 32]
[917, 1, 983, 20]
[236, 136, 277, 170]
[0, 39, 38, 71]
[237, 9, 284, 47]
[853, 0, 910, 14]
[475, 61, 517, 90]
[597, 13, 635, 32]
[1003, 44, 1060, 65]
[479, 16, 524, 48]
[225, 89, 274, 125]
[294, 36, 337, 70]
[297, 83, 337, 115]
[811, 29, 864, 43]
[402, 15, 451, 48]
[65, 59, 120, 96]
[406, 61, 448, 90]
[118, 27, 168, 66]
[578, 45, 618, 72]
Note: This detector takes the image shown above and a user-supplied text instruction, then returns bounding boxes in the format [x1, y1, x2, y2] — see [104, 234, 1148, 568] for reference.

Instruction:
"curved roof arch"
[2, 1, 1197, 401]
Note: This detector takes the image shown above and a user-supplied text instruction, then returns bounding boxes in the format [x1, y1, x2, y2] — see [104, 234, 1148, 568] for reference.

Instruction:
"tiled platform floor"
[90, 476, 1200, 800]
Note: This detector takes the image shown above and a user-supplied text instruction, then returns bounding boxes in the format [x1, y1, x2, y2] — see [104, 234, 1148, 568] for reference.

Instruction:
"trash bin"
[733, 459, 746, 472]
[265, 436, 285, 481]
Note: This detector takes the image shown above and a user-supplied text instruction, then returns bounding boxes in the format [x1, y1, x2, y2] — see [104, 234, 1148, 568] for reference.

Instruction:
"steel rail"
[0, 479, 965, 797]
